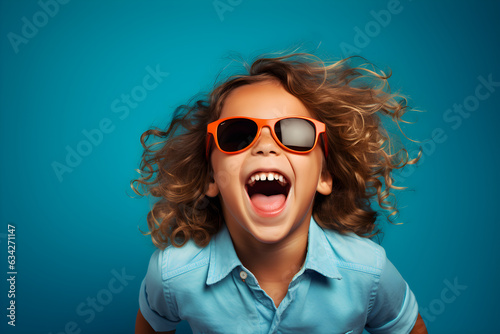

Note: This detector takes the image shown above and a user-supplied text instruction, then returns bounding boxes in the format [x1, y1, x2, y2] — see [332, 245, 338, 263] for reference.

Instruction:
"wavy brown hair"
[131, 52, 421, 249]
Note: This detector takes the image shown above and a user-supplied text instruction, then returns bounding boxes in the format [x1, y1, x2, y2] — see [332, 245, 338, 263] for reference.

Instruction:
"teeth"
[247, 171, 288, 186]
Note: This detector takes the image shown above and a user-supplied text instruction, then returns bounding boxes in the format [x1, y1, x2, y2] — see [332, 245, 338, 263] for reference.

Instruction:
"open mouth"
[245, 172, 291, 214]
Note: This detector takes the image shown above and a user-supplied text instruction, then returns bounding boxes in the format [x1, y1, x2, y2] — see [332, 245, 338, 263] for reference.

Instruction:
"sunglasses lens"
[217, 118, 258, 152]
[275, 118, 316, 151]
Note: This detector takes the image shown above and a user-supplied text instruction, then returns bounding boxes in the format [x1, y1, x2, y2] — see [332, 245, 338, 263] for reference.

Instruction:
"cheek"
[212, 154, 244, 192]
[294, 154, 323, 175]
[291, 153, 324, 194]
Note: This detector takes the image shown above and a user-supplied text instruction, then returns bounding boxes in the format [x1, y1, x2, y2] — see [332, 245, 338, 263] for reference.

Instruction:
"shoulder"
[158, 240, 211, 280]
[154, 238, 211, 281]
[321, 227, 387, 276]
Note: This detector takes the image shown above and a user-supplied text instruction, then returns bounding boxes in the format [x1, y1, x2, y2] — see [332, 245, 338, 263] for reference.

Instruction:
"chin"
[245, 219, 298, 244]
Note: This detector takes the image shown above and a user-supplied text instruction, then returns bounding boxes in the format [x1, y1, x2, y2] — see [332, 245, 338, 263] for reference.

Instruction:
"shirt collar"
[206, 216, 342, 286]
[303, 216, 343, 280]
[206, 223, 242, 285]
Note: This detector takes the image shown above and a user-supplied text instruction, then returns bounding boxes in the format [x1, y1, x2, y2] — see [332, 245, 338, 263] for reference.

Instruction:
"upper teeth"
[248, 172, 287, 186]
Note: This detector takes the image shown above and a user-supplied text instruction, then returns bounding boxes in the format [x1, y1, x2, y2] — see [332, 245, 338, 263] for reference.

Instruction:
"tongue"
[250, 194, 286, 212]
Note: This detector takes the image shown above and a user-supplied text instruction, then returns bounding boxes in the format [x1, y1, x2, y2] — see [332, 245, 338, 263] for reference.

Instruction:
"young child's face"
[207, 80, 332, 245]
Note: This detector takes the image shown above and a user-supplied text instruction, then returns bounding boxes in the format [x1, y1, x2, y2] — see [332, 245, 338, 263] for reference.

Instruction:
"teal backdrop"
[1, 0, 499, 333]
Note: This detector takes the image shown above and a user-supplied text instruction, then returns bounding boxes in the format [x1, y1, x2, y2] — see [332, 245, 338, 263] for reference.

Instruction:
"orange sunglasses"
[206, 116, 328, 159]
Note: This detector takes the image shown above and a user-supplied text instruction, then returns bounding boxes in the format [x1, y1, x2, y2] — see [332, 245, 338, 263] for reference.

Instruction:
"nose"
[251, 127, 281, 156]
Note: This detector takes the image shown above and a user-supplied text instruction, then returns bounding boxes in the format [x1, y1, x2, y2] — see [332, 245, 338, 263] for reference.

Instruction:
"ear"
[316, 170, 333, 195]
[206, 181, 220, 197]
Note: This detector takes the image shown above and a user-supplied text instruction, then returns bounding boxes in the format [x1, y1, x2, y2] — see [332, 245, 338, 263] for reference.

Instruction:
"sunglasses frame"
[206, 116, 328, 159]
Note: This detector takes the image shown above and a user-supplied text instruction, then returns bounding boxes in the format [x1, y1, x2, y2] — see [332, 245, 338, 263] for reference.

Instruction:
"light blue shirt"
[139, 217, 418, 333]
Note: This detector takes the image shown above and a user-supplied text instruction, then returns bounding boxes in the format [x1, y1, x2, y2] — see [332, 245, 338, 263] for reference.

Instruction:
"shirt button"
[239, 271, 248, 280]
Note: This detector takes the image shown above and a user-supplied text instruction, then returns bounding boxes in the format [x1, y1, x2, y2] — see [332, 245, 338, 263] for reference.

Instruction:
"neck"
[228, 217, 310, 283]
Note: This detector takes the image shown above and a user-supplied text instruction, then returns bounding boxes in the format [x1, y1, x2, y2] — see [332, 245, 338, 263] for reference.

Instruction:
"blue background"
[1, 0, 499, 333]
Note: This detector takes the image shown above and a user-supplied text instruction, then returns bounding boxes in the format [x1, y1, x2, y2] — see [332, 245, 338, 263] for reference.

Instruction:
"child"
[133, 52, 427, 334]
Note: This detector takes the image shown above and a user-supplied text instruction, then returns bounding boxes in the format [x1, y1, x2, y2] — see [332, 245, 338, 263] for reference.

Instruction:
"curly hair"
[131, 52, 421, 250]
